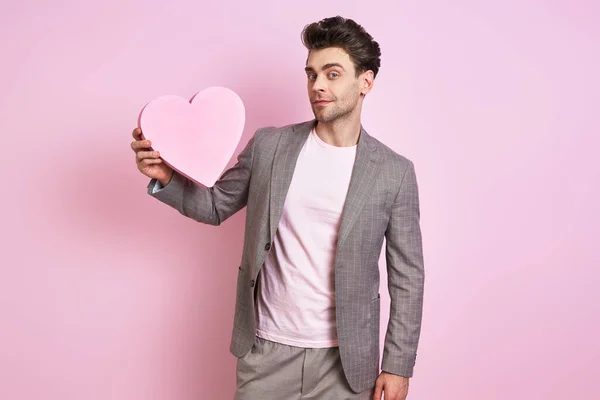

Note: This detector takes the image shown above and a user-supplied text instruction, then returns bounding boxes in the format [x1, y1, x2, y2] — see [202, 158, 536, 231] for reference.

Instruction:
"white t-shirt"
[255, 127, 357, 348]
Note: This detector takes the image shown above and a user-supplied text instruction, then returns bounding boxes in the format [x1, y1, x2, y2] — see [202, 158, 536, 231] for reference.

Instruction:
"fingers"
[132, 127, 143, 140]
[136, 150, 161, 163]
[138, 157, 163, 169]
[372, 379, 384, 400]
[131, 138, 153, 152]
[132, 127, 165, 175]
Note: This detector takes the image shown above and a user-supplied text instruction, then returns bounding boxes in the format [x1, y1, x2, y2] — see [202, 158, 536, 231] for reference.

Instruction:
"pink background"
[1, 1, 598, 399]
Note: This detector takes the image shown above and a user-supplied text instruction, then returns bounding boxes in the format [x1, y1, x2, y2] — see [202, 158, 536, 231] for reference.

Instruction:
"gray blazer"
[147, 119, 425, 393]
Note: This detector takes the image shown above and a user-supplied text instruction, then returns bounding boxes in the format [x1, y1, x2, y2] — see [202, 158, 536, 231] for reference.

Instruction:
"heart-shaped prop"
[138, 86, 245, 187]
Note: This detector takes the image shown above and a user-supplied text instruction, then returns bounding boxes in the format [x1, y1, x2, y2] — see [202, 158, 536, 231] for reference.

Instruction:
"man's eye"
[329, 72, 339, 78]
[308, 74, 316, 80]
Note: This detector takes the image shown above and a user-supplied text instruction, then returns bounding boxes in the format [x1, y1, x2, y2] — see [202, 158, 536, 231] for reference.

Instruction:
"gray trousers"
[234, 336, 375, 400]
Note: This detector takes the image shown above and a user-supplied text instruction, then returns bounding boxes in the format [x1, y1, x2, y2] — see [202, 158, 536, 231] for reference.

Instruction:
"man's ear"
[360, 70, 375, 95]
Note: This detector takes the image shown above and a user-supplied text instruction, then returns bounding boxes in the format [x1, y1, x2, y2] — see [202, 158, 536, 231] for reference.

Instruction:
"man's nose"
[312, 75, 327, 92]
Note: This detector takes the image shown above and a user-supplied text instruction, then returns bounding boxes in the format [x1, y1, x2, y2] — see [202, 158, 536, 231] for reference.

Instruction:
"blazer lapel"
[336, 126, 382, 249]
[268, 120, 314, 240]
[268, 120, 382, 248]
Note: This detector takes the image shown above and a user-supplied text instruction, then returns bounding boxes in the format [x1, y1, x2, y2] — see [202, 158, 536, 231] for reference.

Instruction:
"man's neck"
[315, 116, 362, 148]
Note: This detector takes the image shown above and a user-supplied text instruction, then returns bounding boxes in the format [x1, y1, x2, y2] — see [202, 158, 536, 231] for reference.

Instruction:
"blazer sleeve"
[146, 132, 257, 226]
[381, 160, 425, 377]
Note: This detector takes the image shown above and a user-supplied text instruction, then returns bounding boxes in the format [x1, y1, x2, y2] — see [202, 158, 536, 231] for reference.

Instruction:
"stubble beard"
[312, 90, 360, 124]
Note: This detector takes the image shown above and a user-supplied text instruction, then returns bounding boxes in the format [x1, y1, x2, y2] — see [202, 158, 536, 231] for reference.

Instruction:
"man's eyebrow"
[304, 63, 346, 72]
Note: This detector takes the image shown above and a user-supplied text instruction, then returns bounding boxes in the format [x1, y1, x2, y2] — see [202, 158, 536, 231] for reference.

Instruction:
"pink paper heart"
[138, 86, 245, 187]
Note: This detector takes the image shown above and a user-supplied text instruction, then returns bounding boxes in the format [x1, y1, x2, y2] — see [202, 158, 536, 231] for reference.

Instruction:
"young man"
[131, 16, 424, 400]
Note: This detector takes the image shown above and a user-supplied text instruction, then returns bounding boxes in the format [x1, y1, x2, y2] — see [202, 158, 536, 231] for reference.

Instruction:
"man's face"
[305, 47, 370, 123]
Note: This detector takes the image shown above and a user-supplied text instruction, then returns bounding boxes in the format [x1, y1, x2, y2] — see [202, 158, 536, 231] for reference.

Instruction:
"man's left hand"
[373, 371, 409, 400]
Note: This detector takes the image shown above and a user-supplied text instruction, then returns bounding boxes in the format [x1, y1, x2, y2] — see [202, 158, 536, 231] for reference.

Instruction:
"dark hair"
[301, 16, 381, 78]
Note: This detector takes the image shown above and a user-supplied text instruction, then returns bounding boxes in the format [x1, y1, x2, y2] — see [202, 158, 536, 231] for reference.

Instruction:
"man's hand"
[130, 127, 174, 186]
[373, 371, 409, 400]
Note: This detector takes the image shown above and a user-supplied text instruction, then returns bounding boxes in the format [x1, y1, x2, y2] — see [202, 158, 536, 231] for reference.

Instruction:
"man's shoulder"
[254, 120, 310, 137]
[250, 120, 312, 149]
[367, 132, 414, 171]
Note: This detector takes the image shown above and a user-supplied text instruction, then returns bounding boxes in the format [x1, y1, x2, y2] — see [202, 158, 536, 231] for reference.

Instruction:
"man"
[130, 16, 424, 400]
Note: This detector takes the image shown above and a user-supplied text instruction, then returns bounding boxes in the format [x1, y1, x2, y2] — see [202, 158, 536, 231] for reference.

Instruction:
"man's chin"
[312, 111, 331, 123]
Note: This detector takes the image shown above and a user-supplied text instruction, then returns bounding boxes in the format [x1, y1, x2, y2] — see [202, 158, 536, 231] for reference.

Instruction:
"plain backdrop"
[1, 1, 598, 399]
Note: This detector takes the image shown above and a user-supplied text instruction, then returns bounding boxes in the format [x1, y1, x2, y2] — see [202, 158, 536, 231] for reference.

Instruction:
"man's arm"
[381, 160, 425, 377]
[146, 132, 257, 226]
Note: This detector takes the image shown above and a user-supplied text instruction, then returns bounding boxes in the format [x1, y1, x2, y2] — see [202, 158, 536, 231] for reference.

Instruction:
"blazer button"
[264, 242, 271, 251]
[249, 279, 255, 287]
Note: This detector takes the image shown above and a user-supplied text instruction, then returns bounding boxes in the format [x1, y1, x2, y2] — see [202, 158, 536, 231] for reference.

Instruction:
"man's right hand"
[130, 127, 174, 186]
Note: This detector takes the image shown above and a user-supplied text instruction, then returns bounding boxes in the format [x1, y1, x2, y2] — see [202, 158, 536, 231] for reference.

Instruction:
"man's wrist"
[159, 171, 174, 187]
[382, 370, 409, 379]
